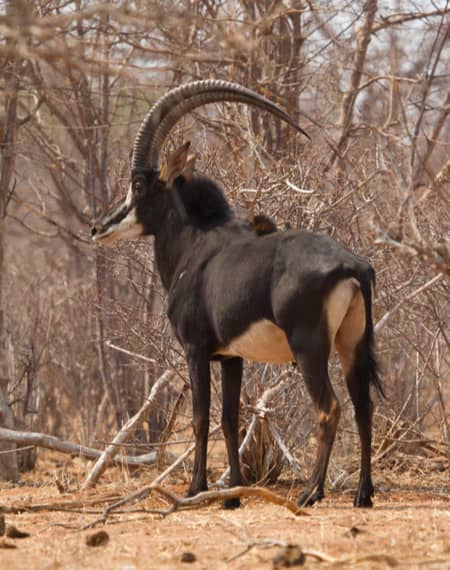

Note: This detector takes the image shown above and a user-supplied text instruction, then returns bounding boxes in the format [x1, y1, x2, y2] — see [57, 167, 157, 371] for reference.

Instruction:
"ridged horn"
[131, 80, 310, 172]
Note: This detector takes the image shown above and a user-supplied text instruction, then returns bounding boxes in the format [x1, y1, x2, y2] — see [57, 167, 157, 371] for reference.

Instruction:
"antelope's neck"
[154, 215, 197, 291]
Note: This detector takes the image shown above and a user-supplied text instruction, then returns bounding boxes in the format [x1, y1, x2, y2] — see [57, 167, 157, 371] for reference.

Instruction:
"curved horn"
[131, 80, 310, 172]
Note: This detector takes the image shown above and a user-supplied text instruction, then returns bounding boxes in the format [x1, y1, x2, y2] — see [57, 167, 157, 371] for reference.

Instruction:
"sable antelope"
[92, 80, 383, 508]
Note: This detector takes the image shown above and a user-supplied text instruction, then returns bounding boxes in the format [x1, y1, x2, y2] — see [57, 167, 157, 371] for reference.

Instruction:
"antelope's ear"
[162, 142, 191, 187]
[181, 154, 196, 181]
[251, 214, 278, 236]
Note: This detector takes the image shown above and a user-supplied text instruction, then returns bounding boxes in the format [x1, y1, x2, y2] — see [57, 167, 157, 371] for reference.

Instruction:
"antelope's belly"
[215, 319, 293, 364]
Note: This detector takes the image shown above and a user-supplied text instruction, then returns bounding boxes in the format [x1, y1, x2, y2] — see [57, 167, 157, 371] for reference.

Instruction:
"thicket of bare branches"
[0, 1, 448, 485]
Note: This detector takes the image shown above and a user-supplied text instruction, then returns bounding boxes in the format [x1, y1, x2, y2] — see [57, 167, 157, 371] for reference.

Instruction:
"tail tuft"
[366, 334, 384, 398]
[359, 269, 385, 399]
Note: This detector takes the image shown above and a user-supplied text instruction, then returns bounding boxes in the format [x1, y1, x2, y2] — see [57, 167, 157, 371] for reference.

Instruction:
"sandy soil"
[1, 474, 449, 570]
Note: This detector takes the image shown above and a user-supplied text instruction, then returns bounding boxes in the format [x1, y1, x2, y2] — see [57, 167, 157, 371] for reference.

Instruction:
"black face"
[91, 170, 167, 244]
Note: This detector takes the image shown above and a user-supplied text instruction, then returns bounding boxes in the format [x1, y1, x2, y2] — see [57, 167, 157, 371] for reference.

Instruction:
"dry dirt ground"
[0, 460, 449, 570]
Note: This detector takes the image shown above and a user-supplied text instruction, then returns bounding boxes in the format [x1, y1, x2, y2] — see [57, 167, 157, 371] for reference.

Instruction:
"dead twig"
[80, 482, 308, 531]
[105, 340, 157, 364]
[374, 273, 443, 333]
[82, 369, 174, 489]
[221, 519, 398, 566]
[265, 418, 303, 477]
[80, 424, 221, 529]
[149, 485, 307, 517]
[156, 384, 189, 469]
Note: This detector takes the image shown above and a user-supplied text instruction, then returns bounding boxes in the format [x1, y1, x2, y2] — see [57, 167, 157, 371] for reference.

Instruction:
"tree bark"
[335, 0, 378, 159]
[0, 0, 21, 482]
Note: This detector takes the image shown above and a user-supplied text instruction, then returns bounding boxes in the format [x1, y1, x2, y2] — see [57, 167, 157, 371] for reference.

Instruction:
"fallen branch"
[0, 493, 122, 514]
[82, 483, 308, 529]
[83, 370, 174, 489]
[150, 485, 307, 517]
[0, 427, 173, 467]
[81, 424, 221, 529]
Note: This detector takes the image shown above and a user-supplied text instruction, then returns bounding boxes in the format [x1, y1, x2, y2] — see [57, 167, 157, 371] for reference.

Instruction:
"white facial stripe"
[99, 185, 134, 228]
[101, 203, 128, 227]
[94, 207, 144, 244]
[125, 184, 133, 208]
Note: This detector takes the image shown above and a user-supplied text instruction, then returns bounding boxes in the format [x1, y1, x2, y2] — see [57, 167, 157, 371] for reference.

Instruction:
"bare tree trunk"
[335, 0, 378, 159]
[0, 0, 20, 481]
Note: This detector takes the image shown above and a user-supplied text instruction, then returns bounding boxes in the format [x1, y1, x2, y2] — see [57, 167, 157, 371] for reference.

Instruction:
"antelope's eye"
[133, 180, 144, 196]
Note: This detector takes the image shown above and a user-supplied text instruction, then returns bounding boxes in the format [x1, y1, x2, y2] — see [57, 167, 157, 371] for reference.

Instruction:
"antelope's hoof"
[354, 493, 373, 508]
[297, 489, 324, 508]
[223, 497, 241, 510]
[354, 483, 374, 508]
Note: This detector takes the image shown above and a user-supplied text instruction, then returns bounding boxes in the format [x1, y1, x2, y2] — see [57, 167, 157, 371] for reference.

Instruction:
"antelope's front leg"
[221, 357, 244, 509]
[186, 351, 211, 496]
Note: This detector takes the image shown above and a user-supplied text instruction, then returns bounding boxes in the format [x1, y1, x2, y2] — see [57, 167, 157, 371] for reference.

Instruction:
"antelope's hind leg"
[291, 325, 341, 508]
[343, 347, 374, 507]
[335, 292, 376, 508]
[336, 341, 374, 507]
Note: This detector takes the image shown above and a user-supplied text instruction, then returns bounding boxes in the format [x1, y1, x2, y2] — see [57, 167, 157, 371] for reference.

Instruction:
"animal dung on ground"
[85, 530, 110, 547]
[54, 476, 71, 494]
[5, 525, 30, 539]
[0, 514, 5, 536]
[181, 551, 197, 563]
[346, 526, 365, 538]
[273, 544, 305, 567]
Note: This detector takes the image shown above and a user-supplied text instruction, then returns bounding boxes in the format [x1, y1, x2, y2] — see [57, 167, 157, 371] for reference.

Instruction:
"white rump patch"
[215, 319, 294, 364]
[326, 278, 363, 348]
[327, 278, 366, 370]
